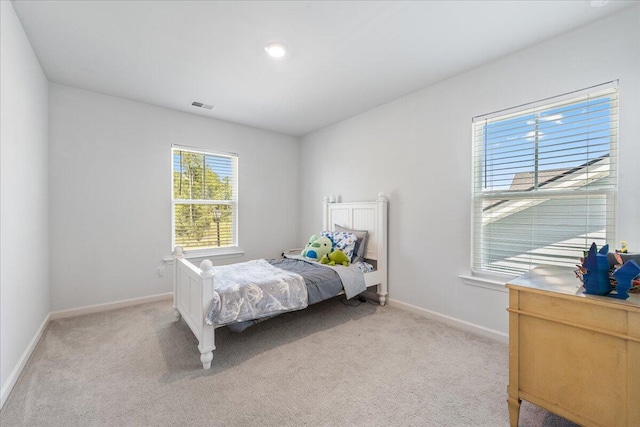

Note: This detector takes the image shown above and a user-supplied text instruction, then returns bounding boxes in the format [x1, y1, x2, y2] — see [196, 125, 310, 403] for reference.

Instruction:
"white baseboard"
[1, 313, 50, 409]
[50, 292, 172, 320]
[388, 298, 508, 344]
[1, 293, 173, 410]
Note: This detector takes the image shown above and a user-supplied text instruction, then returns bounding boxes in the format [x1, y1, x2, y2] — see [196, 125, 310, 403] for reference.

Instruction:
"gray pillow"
[334, 224, 369, 263]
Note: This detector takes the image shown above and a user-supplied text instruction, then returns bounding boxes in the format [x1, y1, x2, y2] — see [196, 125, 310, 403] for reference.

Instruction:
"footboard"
[173, 247, 216, 369]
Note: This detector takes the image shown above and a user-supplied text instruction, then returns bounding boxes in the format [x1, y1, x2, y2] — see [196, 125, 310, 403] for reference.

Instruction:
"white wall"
[300, 6, 640, 335]
[0, 0, 50, 405]
[49, 84, 300, 311]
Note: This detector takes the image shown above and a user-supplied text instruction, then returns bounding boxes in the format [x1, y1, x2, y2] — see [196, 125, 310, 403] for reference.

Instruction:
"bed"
[172, 194, 388, 369]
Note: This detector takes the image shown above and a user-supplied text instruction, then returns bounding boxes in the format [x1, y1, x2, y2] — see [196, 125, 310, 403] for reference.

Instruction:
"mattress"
[268, 258, 344, 304]
[225, 257, 343, 332]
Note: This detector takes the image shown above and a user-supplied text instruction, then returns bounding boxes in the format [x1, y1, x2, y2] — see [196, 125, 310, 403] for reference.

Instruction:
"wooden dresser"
[506, 266, 640, 427]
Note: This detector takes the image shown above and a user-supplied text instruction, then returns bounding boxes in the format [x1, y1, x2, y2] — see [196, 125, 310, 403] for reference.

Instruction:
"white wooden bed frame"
[173, 193, 388, 369]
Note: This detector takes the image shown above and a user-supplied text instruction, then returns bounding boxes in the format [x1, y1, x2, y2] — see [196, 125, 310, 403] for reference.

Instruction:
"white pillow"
[334, 224, 369, 263]
[320, 231, 358, 261]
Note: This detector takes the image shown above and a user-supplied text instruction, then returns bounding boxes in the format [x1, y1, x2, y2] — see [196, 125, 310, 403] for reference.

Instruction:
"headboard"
[322, 193, 388, 305]
[323, 193, 388, 264]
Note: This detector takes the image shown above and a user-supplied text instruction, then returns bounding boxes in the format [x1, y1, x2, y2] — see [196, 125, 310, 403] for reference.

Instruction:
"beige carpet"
[0, 298, 578, 426]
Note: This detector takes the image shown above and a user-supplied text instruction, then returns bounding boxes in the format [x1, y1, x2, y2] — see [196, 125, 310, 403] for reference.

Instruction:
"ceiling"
[12, 0, 636, 136]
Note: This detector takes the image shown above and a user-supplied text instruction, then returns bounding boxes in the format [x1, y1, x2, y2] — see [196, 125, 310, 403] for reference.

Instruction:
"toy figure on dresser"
[617, 240, 629, 253]
[611, 259, 640, 299]
[579, 243, 612, 296]
[609, 251, 640, 299]
[576, 242, 640, 300]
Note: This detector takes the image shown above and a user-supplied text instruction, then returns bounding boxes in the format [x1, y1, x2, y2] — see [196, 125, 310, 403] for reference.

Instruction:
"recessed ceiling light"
[265, 42, 288, 59]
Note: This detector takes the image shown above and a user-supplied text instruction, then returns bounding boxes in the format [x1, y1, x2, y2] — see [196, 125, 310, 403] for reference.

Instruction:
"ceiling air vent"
[190, 100, 214, 110]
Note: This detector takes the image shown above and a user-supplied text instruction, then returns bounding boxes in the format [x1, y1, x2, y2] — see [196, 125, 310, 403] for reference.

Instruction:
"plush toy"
[320, 249, 350, 266]
[301, 235, 318, 257]
[301, 236, 333, 261]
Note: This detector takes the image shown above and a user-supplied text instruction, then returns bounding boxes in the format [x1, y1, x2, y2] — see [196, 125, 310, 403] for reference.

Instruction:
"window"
[172, 146, 238, 253]
[472, 83, 618, 276]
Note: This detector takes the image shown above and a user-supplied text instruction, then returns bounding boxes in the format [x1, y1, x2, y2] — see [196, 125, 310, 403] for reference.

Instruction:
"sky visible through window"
[482, 96, 612, 192]
[172, 152, 234, 181]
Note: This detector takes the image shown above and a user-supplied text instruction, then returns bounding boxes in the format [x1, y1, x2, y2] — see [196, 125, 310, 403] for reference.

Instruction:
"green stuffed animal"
[320, 249, 350, 266]
[301, 235, 318, 257]
[302, 236, 334, 261]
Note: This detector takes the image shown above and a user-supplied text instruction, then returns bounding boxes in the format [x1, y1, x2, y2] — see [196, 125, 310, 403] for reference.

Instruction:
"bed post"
[322, 196, 330, 230]
[173, 246, 184, 321]
[377, 193, 388, 306]
[198, 260, 216, 369]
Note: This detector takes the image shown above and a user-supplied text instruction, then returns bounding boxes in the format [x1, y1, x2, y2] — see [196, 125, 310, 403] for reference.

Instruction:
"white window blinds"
[472, 83, 618, 276]
[171, 146, 238, 251]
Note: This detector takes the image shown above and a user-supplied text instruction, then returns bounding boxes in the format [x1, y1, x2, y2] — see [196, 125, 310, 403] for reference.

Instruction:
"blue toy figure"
[612, 260, 640, 300]
[582, 243, 612, 296]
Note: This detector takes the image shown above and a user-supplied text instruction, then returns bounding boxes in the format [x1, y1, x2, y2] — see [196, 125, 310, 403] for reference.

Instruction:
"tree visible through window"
[172, 146, 238, 251]
[472, 83, 618, 275]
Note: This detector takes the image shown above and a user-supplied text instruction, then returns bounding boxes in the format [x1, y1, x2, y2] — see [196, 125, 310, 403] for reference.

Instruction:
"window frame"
[171, 144, 241, 258]
[471, 82, 618, 277]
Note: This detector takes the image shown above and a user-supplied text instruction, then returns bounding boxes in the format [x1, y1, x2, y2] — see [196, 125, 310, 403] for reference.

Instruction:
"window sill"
[164, 247, 245, 264]
[459, 273, 512, 293]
